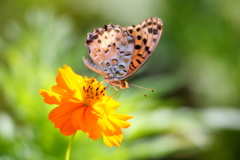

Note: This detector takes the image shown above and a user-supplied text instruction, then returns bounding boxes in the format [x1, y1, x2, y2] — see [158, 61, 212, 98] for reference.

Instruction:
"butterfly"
[83, 17, 163, 90]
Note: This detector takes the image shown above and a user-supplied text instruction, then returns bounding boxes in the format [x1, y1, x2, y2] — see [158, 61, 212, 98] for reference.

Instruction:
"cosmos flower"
[40, 65, 133, 147]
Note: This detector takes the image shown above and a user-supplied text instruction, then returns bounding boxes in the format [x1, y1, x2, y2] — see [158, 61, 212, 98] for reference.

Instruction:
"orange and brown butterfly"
[83, 17, 163, 90]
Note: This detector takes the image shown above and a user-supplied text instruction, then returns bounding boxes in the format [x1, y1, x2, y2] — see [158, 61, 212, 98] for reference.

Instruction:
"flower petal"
[49, 102, 82, 136]
[71, 107, 102, 140]
[55, 65, 83, 101]
[102, 132, 123, 147]
[97, 116, 118, 132]
[40, 89, 61, 105]
[109, 114, 133, 128]
[103, 97, 121, 112]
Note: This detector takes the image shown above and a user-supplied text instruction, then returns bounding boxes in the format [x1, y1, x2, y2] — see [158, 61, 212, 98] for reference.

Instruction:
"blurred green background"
[0, 0, 240, 160]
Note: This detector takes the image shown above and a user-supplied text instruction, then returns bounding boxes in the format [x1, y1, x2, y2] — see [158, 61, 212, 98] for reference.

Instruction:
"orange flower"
[40, 65, 133, 147]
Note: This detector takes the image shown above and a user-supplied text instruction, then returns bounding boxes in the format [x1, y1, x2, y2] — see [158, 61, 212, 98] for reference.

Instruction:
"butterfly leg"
[110, 83, 119, 91]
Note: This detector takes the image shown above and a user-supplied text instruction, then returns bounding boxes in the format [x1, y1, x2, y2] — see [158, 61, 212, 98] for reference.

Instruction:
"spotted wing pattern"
[123, 17, 163, 78]
[83, 17, 163, 89]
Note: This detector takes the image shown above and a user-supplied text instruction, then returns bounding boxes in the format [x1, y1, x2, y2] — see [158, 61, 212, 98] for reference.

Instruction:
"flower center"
[83, 78, 106, 100]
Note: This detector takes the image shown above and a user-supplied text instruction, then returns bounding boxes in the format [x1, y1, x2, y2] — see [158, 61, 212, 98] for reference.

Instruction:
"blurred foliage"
[0, 0, 240, 160]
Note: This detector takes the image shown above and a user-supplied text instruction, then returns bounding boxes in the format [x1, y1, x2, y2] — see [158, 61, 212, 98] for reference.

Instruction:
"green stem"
[65, 132, 76, 160]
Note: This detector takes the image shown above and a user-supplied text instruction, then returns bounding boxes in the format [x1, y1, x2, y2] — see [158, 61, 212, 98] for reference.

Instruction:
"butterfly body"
[83, 17, 163, 89]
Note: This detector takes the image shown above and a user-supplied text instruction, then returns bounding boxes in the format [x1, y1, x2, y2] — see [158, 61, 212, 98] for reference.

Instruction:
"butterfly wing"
[83, 17, 163, 89]
[83, 57, 102, 74]
[83, 24, 134, 80]
[123, 17, 163, 79]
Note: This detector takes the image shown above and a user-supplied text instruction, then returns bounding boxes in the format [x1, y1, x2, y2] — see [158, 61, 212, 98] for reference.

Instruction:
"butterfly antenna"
[129, 85, 148, 97]
[129, 84, 154, 92]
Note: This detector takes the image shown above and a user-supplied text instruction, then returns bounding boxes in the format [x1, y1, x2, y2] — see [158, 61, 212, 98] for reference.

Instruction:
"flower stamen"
[83, 78, 106, 100]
